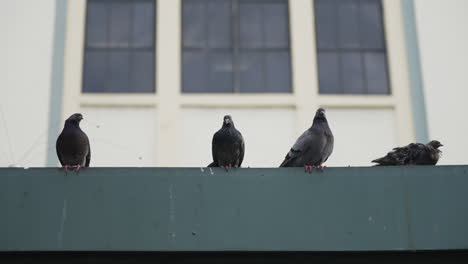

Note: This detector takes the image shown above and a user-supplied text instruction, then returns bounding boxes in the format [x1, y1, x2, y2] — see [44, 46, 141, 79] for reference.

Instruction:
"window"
[82, 0, 156, 93]
[182, 0, 291, 93]
[314, 0, 390, 94]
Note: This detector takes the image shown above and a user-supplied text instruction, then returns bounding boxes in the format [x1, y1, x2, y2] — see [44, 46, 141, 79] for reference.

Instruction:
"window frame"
[81, 0, 157, 94]
[180, 0, 293, 94]
[314, 0, 391, 95]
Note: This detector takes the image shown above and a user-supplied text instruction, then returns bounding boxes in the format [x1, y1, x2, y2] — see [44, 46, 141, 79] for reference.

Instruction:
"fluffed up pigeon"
[207, 115, 245, 170]
[56, 113, 91, 170]
[372, 140, 443, 166]
[280, 108, 334, 172]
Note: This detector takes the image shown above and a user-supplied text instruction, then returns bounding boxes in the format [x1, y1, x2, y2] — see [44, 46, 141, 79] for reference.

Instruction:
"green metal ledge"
[0, 166, 467, 251]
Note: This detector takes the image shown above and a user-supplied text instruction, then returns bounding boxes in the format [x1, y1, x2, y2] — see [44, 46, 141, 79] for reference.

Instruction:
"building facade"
[1, 0, 467, 168]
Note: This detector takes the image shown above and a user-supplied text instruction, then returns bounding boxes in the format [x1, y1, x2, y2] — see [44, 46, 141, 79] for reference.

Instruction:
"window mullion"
[261, 4, 267, 93]
[335, 1, 343, 94]
[232, 0, 241, 93]
[105, 2, 111, 93]
[357, 0, 368, 94]
[129, 2, 135, 93]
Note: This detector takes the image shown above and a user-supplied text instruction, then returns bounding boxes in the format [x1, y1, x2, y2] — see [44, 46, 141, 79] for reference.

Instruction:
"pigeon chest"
[58, 130, 89, 164]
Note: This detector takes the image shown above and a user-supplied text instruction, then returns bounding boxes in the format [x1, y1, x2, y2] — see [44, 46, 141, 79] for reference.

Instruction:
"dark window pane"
[317, 52, 340, 94]
[109, 2, 131, 47]
[208, 0, 231, 48]
[108, 51, 131, 92]
[83, 50, 107, 93]
[360, 0, 385, 49]
[208, 51, 233, 92]
[264, 2, 289, 48]
[315, 0, 389, 95]
[132, 1, 155, 47]
[338, 0, 360, 49]
[83, 0, 156, 93]
[364, 52, 389, 94]
[265, 51, 291, 92]
[341, 52, 364, 94]
[240, 3, 263, 48]
[314, 0, 337, 49]
[86, 1, 108, 47]
[182, 0, 291, 93]
[183, 0, 206, 48]
[239, 51, 265, 93]
[183, 51, 208, 93]
[131, 51, 155, 93]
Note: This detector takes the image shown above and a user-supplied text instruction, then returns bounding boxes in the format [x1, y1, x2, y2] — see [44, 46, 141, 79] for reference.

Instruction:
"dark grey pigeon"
[280, 108, 334, 172]
[372, 140, 443, 166]
[56, 113, 91, 170]
[207, 115, 244, 170]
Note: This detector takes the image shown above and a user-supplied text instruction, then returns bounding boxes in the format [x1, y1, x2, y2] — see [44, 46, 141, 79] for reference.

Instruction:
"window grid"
[182, 0, 292, 94]
[82, 0, 156, 93]
[314, 0, 390, 95]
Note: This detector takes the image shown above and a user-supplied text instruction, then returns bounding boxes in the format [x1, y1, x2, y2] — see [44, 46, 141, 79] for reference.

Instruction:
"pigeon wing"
[280, 129, 327, 167]
[56, 134, 65, 166]
[85, 140, 91, 167]
[237, 133, 245, 167]
[211, 130, 221, 165]
[321, 133, 334, 164]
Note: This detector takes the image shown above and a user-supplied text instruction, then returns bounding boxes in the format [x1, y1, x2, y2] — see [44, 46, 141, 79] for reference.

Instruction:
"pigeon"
[372, 140, 443, 166]
[56, 113, 91, 170]
[207, 115, 244, 170]
[280, 108, 334, 172]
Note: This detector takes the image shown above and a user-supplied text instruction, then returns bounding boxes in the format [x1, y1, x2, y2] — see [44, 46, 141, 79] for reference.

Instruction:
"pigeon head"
[222, 115, 234, 128]
[428, 140, 443, 149]
[314, 108, 327, 121]
[65, 113, 84, 126]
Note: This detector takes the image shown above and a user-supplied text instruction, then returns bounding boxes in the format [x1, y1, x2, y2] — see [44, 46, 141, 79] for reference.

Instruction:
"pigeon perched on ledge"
[208, 115, 244, 170]
[280, 108, 334, 172]
[56, 113, 91, 170]
[372, 140, 443, 166]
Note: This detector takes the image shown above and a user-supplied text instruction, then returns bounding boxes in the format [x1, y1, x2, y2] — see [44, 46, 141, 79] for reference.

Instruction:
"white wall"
[181, 108, 297, 167]
[415, 0, 468, 165]
[180, 107, 398, 168]
[80, 107, 158, 167]
[2, 0, 456, 168]
[0, 0, 55, 167]
[326, 108, 397, 167]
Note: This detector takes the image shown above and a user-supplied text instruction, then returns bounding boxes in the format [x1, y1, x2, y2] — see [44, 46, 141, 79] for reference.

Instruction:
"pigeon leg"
[304, 165, 314, 173]
[61, 165, 70, 171]
[317, 165, 326, 171]
[74, 165, 83, 172]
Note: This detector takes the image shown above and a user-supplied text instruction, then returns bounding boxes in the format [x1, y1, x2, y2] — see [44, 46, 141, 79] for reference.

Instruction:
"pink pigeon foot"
[74, 165, 84, 171]
[317, 165, 327, 171]
[304, 165, 315, 173]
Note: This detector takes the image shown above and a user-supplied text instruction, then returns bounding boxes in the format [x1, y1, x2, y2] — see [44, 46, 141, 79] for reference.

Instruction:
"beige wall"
[415, 0, 468, 165]
[180, 108, 297, 167]
[80, 107, 158, 167]
[58, 0, 414, 168]
[0, 0, 55, 167]
[0, 0, 435, 168]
